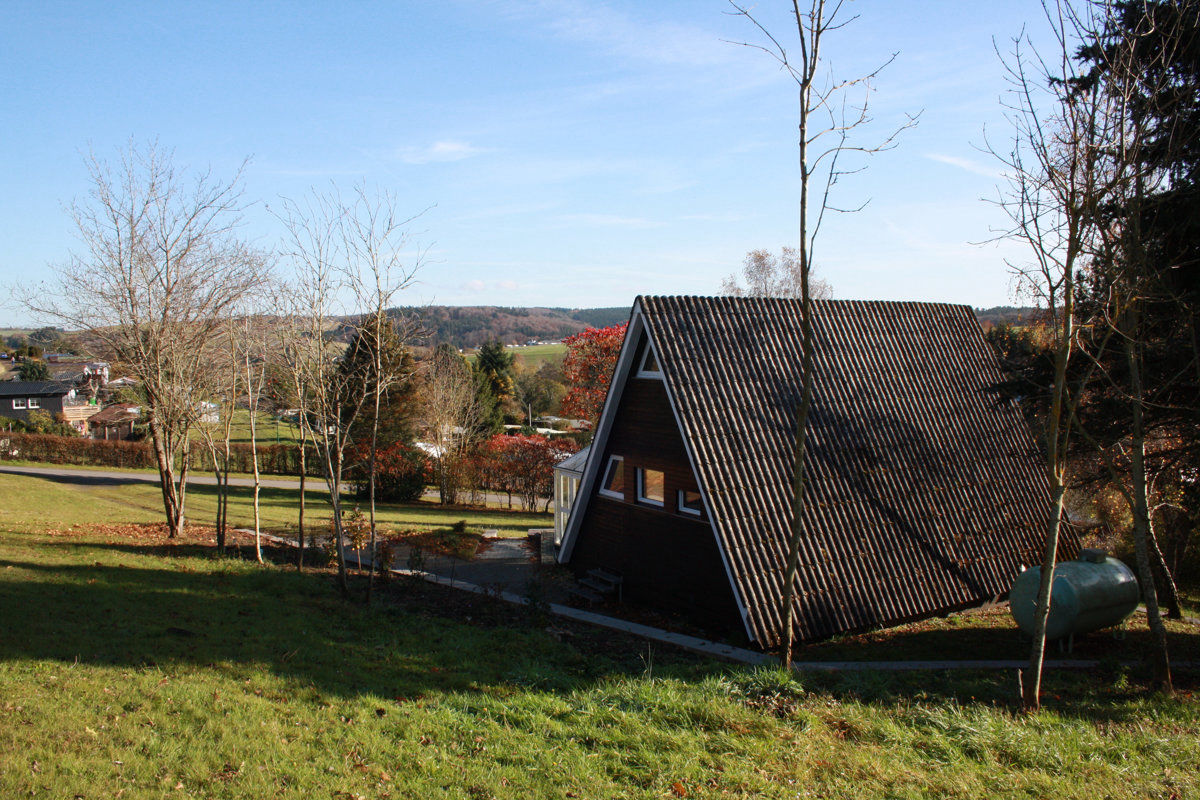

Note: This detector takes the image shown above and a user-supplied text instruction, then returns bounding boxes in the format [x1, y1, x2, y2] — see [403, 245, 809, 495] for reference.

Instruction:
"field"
[0, 471, 549, 538]
[0, 474, 1198, 798]
[203, 410, 305, 446]
[466, 342, 566, 370]
[511, 342, 567, 369]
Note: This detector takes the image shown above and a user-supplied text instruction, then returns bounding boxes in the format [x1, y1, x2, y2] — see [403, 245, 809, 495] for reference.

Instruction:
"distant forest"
[391, 306, 630, 349]
[973, 306, 1041, 330]
[384, 304, 1038, 349]
[3, 305, 1039, 354]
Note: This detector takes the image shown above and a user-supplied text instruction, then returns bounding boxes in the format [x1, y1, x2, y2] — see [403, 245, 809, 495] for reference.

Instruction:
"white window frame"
[636, 467, 665, 508]
[598, 455, 625, 500]
[12, 398, 26, 410]
[636, 342, 662, 379]
[27, 398, 40, 409]
[678, 488, 703, 517]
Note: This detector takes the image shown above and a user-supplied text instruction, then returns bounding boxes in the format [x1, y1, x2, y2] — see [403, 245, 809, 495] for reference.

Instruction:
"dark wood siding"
[570, 342, 743, 638]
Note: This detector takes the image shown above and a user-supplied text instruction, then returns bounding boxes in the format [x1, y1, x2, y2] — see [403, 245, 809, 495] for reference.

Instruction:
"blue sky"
[1, 1, 1053, 325]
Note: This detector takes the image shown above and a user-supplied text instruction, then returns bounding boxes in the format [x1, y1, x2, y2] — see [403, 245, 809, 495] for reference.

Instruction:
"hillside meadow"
[0, 471, 1197, 798]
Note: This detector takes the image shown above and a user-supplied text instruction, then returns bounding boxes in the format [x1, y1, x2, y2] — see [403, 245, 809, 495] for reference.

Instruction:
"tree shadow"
[0, 539, 1191, 725]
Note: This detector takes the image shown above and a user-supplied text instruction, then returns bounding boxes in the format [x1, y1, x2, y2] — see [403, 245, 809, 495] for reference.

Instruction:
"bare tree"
[720, 247, 832, 299]
[28, 143, 267, 538]
[239, 311, 271, 563]
[988, 0, 1119, 709]
[728, 0, 916, 669]
[271, 295, 315, 570]
[340, 186, 425, 601]
[423, 345, 487, 505]
[1066, 0, 1192, 692]
[275, 187, 422, 597]
[193, 312, 240, 551]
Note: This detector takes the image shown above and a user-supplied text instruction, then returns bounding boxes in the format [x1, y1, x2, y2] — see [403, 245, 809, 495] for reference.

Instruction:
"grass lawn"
[0, 471, 550, 538]
[1, 479, 1199, 798]
[201, 410, 305, 446]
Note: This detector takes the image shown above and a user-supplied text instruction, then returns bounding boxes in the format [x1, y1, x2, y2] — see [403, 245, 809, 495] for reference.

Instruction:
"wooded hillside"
[394, 306, 629, 348]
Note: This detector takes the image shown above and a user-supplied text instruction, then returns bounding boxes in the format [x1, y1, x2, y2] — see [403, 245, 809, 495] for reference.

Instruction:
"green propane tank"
[1010, 548, 1140, 640]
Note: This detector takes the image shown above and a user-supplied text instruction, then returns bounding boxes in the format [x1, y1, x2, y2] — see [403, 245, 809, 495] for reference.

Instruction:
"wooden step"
[568, 584, 604, 603]
[578, 576, 616, 595]
[588, 567, 623, 586]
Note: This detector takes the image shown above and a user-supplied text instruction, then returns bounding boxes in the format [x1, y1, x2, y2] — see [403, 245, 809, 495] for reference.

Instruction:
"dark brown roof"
[636, 296, 1069, 646]
[86, 403, 141, 426]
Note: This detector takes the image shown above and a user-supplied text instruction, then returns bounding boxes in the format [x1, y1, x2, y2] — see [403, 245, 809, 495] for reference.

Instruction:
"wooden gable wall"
[569, 334, 744, 640]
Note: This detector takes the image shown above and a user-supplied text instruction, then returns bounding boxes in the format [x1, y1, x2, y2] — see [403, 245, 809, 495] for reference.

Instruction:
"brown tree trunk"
[297, 428, 307, 571]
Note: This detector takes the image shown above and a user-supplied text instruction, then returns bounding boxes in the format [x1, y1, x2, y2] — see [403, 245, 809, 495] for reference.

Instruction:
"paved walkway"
[250, 529, 1198, 673]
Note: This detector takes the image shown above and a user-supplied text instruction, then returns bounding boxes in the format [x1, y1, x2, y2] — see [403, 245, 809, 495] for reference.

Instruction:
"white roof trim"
[558, 305, 644, 562]
[557, 299, 756, 643]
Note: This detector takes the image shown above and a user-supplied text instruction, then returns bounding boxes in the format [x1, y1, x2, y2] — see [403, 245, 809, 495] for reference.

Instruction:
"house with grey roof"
[558, 296, 1074, 648]
[0, 381, 98, 433]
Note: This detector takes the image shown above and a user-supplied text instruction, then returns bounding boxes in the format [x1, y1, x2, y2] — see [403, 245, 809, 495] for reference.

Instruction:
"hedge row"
[0, 431, 322, 477]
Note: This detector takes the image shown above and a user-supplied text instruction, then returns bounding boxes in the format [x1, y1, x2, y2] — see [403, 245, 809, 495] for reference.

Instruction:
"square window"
[12, 398, 26, 409]
[599, 456, 624, 499]
[637, 467, 665, 506]
[28, 398, 40, 409]
[678, 489, 703, 516]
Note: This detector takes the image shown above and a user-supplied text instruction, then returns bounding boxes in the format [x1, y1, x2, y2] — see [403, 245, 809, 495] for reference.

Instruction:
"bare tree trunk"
[297, 425, 307, 570]
[148, 417, 185, 539]
[250, 408, 262, 563]
[367, 394, 380, 601]
[1125, 312, 1173, 692]
[1023, 269, 1075, 710]
[1148, 526, 1182, 619]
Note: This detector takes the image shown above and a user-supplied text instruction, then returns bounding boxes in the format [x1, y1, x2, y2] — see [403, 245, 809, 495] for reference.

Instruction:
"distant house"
[558, 296, 1073, 647]
[0, 381, 98, 433]
[87, 403, 141, 440]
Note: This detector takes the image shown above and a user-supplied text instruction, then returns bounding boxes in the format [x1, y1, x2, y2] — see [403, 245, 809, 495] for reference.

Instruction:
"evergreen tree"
[17, 360, 50, 381]
[337, 312, 418, 446]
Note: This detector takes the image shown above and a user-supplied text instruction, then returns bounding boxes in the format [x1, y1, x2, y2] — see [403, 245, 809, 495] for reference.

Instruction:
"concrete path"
[251, 529, 1198, 673]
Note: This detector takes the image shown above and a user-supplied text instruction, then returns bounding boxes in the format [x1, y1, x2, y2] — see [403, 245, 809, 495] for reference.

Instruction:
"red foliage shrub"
[476, 433, 579, 511]
[560, 323, 627, 425]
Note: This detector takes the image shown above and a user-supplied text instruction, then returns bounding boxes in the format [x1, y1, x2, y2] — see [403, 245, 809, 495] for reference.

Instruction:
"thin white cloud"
[498, 0, 733, 67]
[462, 279, 487, 292]
[397, 141, 489, 165]
[924, 153, 1001, 179]
[495, 279, 519, 291]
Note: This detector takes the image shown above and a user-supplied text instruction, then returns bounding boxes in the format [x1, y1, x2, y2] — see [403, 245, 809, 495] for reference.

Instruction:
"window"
[637, 343, 662, 378]
[27, 398, 40, 409]
[678, 489, 703, 517]
[12, 398, 26, 410]
[599, 456, 624, 499]
[637, 467, 665, 507]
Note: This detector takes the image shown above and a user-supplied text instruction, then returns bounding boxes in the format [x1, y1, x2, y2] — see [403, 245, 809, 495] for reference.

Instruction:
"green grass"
[0, 479, 1198, 798]
[0, 527, 1198, 799]
[201, 410, 305, 446]
[466, 343, 566, 370]
[0, 471, 549, 538]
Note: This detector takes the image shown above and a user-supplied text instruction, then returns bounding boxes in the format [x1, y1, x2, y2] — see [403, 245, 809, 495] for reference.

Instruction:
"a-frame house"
[558, 296, 1074, 648]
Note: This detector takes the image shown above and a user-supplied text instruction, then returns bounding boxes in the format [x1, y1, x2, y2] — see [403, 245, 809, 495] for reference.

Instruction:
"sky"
[0, 1, 1057, 326]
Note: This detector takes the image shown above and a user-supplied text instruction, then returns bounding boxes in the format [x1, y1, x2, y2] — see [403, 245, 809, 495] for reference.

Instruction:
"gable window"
[12, 399, 26, 410]
[678, 489, 703, 517]
[636, 344, 662, 378]
[637, 467, 665, 507]
[599, 456, 624, 499]
[27, 398, 40, 409]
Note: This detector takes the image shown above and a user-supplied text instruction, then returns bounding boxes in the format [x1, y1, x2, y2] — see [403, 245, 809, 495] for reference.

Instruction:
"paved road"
[0, 463, 538, 507]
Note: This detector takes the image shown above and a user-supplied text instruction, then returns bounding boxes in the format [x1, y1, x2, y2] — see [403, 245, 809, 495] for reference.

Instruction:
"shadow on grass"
[0, 541, 696, 704]
[0, 538, 1192, 722]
